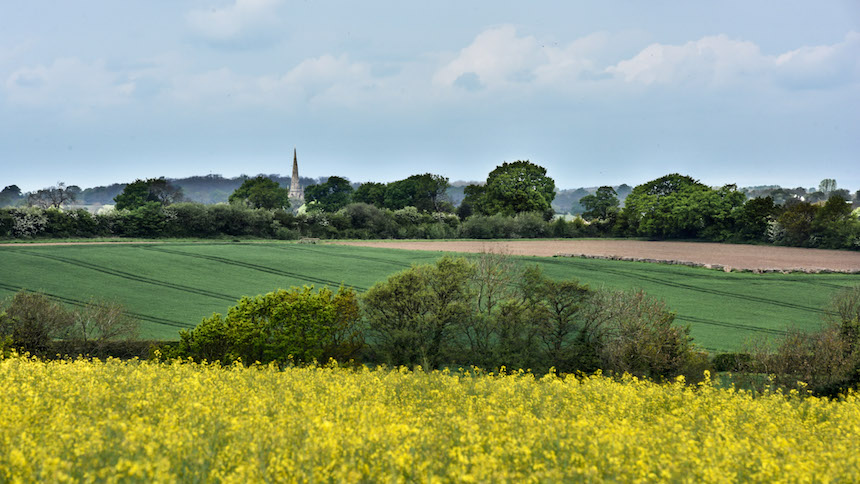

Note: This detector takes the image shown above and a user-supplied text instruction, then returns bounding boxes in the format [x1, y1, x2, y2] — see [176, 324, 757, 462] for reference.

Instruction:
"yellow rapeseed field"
[1, 356, 858, 483]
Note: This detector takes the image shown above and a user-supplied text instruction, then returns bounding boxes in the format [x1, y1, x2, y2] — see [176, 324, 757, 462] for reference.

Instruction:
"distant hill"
[76, 174, 320, 206]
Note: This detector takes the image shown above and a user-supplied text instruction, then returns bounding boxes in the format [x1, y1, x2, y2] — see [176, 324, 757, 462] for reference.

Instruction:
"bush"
[579, 289, 700, 380]
[0, 290, 140, 358]
[364, 253, 700, 379]
[737, 284, 860, 396]
[363, 256, 474, 368]
[0, 290, 74, 355]
[459, 214, 517, 239]
[177, 286, 362, 365]
[711, 353, 752, 372]
[512, 212, 549, 238]
[167, 202, 216, 237]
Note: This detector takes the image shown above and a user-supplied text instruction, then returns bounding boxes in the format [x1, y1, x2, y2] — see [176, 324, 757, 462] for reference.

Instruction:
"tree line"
[2, 164, 858, 249]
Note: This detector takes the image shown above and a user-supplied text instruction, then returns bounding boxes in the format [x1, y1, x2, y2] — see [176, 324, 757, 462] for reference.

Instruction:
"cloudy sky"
[2, 1, 858, 192]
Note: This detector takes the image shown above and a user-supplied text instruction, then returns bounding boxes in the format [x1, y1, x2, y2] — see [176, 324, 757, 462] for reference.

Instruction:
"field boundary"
[554, 253, 860, 274]
[332, 239, 860, 273]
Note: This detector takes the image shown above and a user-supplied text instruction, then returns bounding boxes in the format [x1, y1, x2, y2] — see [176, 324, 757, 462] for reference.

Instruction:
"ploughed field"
[334, 239, 860, 273]
[1, 241, 857, 351]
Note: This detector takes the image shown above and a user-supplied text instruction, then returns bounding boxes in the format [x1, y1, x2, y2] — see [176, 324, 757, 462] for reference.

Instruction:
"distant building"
[289, 148, 304, 201]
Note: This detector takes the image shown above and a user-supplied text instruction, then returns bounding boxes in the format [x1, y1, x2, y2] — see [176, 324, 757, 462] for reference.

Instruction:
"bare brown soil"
[332, 240, 860, 272]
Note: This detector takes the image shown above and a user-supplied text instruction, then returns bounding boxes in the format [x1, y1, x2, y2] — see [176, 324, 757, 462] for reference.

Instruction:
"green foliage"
[622, 174, 744, 239]
[382, 174, 451, 213]
[812, 195, 857, 249]
[363, 254, 699, 377]
[115, 178, 184, 210]
[732, 196, 777, 242]
[519, 266, 594, 371]
[0, 290, 138, 357]
[735, 284, 860, 396]
[775, 201, 818, 246]
[177, 285, 362, 365]
[475, 161, 556, 216]
[588, 289, 695, 380]
[580, 186, 620, 221]
[167, 202, 217, 237]
[0, 290, 73, 355]
[228, 176, 291, 210]
[363, 256, 474, 368]
[0, 185, 23, 207]
[305, 176, 354, 213]
[116, 202, 169, 238]
[352, 182, 387, 207]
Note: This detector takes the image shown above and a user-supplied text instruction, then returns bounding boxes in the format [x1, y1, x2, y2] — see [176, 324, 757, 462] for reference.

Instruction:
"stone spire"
[289, 148, 304, 201]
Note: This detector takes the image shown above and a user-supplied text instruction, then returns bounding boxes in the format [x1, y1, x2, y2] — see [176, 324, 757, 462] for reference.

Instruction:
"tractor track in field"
[139, 246, 369, 291]
[674, 314, 789, 337]
[0, 282, 190, 329]
[12, 249, 238, 302]
[267, 243, 435, 268]
[539, 257, 826, 315]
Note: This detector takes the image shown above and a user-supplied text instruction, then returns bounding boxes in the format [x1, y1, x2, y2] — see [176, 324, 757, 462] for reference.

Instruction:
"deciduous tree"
[114, 178, 184, 210]
[305, 176, 354, 212]
[579, 186, 620, 221]
[228, 176, 291, 210]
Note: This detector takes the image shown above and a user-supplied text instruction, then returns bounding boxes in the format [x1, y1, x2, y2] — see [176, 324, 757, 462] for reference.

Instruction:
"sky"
[1, 1, 858, 193]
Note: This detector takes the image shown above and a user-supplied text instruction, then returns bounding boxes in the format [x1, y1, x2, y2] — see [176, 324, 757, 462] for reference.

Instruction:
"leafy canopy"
[580, 186, 620, 221]
[305, 176, 354, 213]
[228, 176, 291, 210]
[466, 160, 556, 216]
[114, 178, 184, 210]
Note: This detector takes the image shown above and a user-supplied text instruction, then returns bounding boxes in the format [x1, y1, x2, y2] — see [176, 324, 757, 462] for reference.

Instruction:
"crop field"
[2, 357, 859, 482]
[0, 241, 857, 351]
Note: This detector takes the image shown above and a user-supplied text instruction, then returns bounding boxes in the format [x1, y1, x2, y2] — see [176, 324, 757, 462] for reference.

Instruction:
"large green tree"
[114, 178, 184, 210]
[467, 161, 556, 216]
[382, 174, 451, 212]
[622, 174, 743, 239]
[579, 186, 620, 221]
[352, 182, 387, 207]
[305, 176, 354, 212]
[228, 176, 291, 210]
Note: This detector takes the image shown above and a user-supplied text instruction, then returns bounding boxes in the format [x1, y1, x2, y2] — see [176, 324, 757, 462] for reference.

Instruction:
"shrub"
[0, 290, 140, 358]
[582, 289, 699, 380]
[364, 253, 699, 379]
[0, 290, 74, 355]
[167, 202, 216, 237]
[737, 285, 860, 396]
[458, 214, 517, 239]
[177, 286, 362, 365]
[512, 212, 549, 238]
[11, 208, 47, 238]
[363, 256, 474, 368]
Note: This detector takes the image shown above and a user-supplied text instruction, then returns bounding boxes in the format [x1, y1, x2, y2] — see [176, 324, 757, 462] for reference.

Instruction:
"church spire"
[289, 148, 304, 201]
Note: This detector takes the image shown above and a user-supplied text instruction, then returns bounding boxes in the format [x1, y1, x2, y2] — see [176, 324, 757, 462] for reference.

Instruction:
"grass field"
[1, 241, 857, 352]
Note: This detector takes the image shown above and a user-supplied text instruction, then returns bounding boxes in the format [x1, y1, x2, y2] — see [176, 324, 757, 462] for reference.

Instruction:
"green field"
[1, 241, 857, 352]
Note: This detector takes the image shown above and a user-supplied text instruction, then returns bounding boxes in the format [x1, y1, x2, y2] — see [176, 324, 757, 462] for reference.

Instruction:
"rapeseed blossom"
[0, 356, 858, 483]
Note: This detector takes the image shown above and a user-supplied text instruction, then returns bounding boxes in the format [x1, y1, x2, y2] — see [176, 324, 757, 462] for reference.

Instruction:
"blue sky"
[1, 1, 858, 192]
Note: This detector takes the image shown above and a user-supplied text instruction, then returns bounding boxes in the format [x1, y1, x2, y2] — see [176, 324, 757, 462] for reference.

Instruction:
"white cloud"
[607, 35, 765, 86]
[166, 54, 375, 110]
[4, 58, 134, 109]
[433, 26, 543, 89]
[186, 0, 284, 45]
[608, 32, 860, 89]
[774, 31, 860, 88]
[433, 26, 619, 91]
